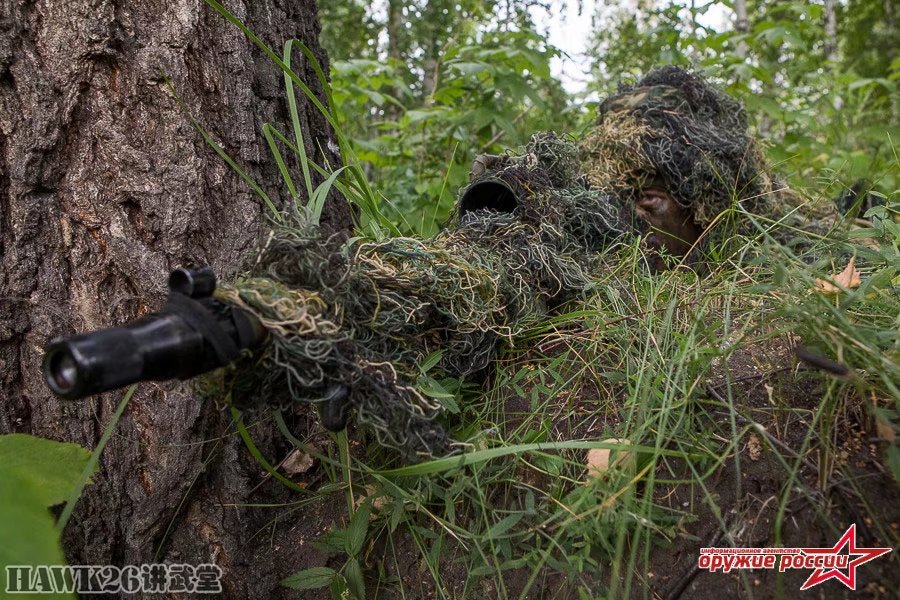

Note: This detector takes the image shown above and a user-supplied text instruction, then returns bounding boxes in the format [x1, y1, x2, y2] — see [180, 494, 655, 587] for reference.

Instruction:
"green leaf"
[418, 349, 444, 374]
[417, 375, 454, 399]
[347, 500, 373, 556]
[261, 123, 299, 202]
[389, 499, 407, 533]
[470, 557, 528, 576]
[280, 566, 337, 590]
[486, 513, 524, 539]
[329, 573, 350, 598]
[847, 227, 881, 239]
[344, 557, 365, 600]
[283, 39, 315, 204]
[449, 61, 491, 77]
[405, 109, 434, 124]
[0, 471, 73, 598]
[316, 528, 350, 554]
[417, 375, 460, 414]
[309, 166, 350, 224]
[0, 434, 92, 507]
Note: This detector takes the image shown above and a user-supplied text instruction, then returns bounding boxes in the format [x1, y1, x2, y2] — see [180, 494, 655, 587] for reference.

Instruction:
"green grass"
[267, 197, 898, 598]
[192, 4, 899, 597]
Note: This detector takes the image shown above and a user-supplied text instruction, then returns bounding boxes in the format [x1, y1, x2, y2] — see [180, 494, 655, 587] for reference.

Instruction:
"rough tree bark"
[0, 0, 352, 596]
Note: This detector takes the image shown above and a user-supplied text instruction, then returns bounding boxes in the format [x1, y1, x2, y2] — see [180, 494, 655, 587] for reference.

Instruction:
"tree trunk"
[422, 56, 439, 104]
[823, 0, 838, 60]
[0, 0, 352, 597]
[387, 0, 403, 63]
[733, 0, 750, 59]
[385, 0, 406, 121]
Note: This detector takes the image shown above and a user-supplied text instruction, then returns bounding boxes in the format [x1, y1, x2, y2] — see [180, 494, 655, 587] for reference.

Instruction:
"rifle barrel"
[42, 268, 266, 400]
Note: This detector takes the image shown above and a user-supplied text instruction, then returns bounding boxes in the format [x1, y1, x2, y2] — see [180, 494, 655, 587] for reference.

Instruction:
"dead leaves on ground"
[815, 257, 862, 295]
[872, 393, 896, 443]
[281, 449, 315, 476]
[585, 438, 633, 480]
[747, 433, 762, 461]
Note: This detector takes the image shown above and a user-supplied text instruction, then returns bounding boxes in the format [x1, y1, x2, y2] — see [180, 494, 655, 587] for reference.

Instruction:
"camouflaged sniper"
[211, 67, 777, 457]
[581, 65, 777, 230]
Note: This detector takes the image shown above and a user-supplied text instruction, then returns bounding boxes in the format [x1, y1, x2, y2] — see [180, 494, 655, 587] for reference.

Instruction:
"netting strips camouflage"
[580, 65, 776, 230]
[210, 132, 630, 458]
[209, 67, 787, 458]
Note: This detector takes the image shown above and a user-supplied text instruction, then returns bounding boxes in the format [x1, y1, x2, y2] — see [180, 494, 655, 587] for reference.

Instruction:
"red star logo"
[800, 524, 892, 590]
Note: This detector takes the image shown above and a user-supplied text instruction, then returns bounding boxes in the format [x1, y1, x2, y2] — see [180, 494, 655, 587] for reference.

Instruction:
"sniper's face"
[461, 150, 702, 267]
[578, 108, 704, 268]
[634, 184, 700, 267]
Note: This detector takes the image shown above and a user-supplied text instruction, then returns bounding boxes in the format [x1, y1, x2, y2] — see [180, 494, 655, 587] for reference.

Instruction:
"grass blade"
[57, 385, 136, 533]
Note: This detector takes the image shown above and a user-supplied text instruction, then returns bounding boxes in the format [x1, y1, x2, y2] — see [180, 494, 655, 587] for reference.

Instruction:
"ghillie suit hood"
[211, 133, 629, 458]
[580, 66, 777, 231]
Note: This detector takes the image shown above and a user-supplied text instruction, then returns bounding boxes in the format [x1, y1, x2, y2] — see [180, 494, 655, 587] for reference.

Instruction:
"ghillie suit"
[579, 66, 780, 245]
[43, 67, 875, 460]
[213, 133, 630, 458]
[209, 69, 855, 458]
[576, 66, 874, 275]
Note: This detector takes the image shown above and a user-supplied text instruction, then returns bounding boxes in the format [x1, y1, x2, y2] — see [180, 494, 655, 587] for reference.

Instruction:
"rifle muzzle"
[458, 178, 519, 221]
[43, 268, 266, 400]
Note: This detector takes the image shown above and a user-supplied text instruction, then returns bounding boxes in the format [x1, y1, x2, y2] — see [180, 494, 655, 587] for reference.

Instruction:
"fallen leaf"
[281, 449, 314, 476]
[816, 257, 861, 294]
[355, 484, 389, 519]
[747, 433, 762, 461]
[875, 419, 895, 442]
[585, 438, 632, 480]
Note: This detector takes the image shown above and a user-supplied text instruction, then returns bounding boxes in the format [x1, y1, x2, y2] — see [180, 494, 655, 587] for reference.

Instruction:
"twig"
[478, 106, 533, 152]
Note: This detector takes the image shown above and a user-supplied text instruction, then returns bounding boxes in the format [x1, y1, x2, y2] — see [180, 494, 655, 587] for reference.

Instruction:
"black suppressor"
[43, 267, 267, 400]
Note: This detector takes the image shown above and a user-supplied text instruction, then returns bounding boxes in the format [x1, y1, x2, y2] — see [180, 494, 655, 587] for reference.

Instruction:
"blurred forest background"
[317, 0, 898, 235]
